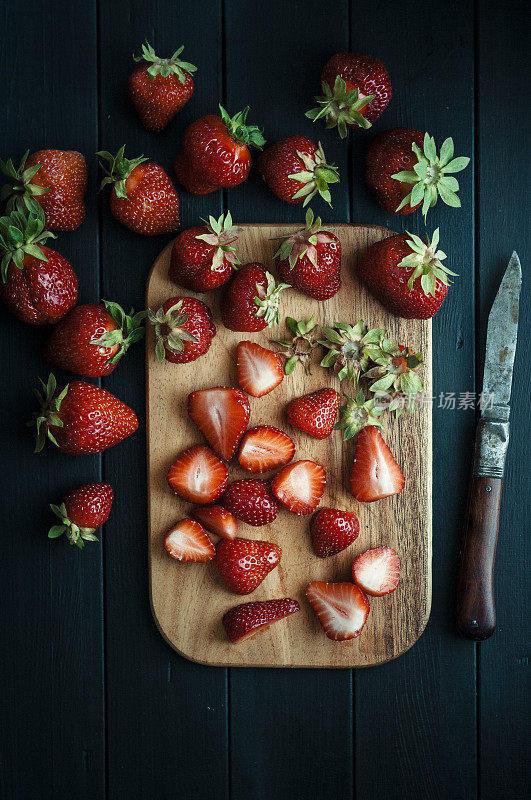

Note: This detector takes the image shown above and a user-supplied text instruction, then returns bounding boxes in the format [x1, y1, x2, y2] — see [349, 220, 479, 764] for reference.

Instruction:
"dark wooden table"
[1, 1, 529, 798]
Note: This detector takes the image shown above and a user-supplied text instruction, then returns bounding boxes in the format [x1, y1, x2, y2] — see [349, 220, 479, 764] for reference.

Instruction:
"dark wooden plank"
[0, 2, 104, 799]
[476, 2, 530, 798]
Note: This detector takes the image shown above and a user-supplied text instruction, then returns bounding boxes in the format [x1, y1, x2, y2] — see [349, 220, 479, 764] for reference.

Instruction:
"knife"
[456, 252, 522, 640]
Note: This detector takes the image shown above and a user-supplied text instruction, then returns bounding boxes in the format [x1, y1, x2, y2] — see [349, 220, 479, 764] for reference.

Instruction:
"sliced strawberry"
[214, 537, 282, 595]
[236, 340, 284, 397]
[222, 479, 279, 526]
[238, 425, 295, 473]
[191, 504, 237, 541]
[310, 507, 359, 558]
[271, 460, 326, 515]
[352, 546, 400, 596]
[164, 519, 216, 562]
[223, 598, 300, 643]
[167, 444, 228, 504]
[306, 581, 370, 641]
[349, 426, 405, 502]
[188, 386, 250, 460]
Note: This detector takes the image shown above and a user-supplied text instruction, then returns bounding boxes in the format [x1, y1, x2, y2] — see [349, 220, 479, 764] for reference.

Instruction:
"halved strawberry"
[223, 598, 300, 643]
[349, 426, 405, 502]
[305, 581, 370, 641]
[164, 518, 216, 562]
[236, 340, 284, 397]
[191, 504, 237, 541]
[167, 444, 228, 504]
[310, 507, 359, 558]
[188, 386, 250, 460]
[238, 425, 295, 473]
[214, 538, 282, 595]
[271, 460, 326, 515]
[352, 546, 400, 596]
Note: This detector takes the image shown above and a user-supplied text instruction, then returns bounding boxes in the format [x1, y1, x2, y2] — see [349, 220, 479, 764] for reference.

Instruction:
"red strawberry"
[147, 296, 216, 363]
[174, 105, 265, 194]
[167, 445, 228, 504]
[48, 482, 113, 549]
[238, 426, 295, 474]
[286, 388, 340, 439]
[220, 263, 289, 332]
[349, 426, 405, 502]
[43, 301, 145, 377]
[187, 386, 250, 460]
[191, 505, 237, 541]
[0, 208, 77, 324]
[271, 460, 326, 516]
[306, 581, 370, 640]
[98, 147, 179, 235]
[164, 519, 216, 562]
[257, 137, 339, 207]
[31, 373, 138, 455]
[214, 537, 281, 595]
[310, 508, 359, 558]
[0, 149, 87, 231]
[274, 209, 341, 300]
[352, 546, 400, 596]
[128, 41, 196, 132]
[222, 479, 279, 526]
[223, 598, 300, 643]
[356, 229, 456, 319]
[236, 340, 284, 397]
[306, 53, 391, 138]
[366, 129, 470, 218]
[169, 212, 241, 292]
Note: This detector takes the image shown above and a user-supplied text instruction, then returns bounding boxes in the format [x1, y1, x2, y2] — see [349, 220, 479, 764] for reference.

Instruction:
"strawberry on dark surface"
[306, 581, 370, 640]
[286, 388, 341, 439]
[238, 426, 295, 474]
[147, 296, 216, 364]
[214, 538, 281, 595]
[222, 479, 279, 526]
[352, 546, 400, 596]
[310, 508, 360, 558]
[223, 598, 300, 643]
[169, 212, 241, 292]
[188, 386, 250, 461]
[48, 482, 113, 549]
[220, 263, 289, 332]
[167, 445, 228, 505]
[257, 137, 339, 207]
[191, 505, 238, 541]
[271, 460, 326, 516]
[349, 426, 405, 502]
[236, 341, 284, 397]
[164, 519, 216, 563]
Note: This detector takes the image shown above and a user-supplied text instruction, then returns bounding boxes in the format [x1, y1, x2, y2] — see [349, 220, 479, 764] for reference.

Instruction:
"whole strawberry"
[98, 146, 179, 235]
[273, 209, 341, 300]
[220, 263, 289, 332]
[31, 373, 138, 455]
[0, 149, 87, 230]
[222, 479, 279, 526]
[174, 105, 265, 194]
[169, 212, 241, 292]
[286, 388, 341, 439]
[257, 137, 339, 207]
[0, 208, 77, 324]
[48, 482, 113, 549]
[147, 296, 215, 363]
[128, 40, 196, 132]
[306, 53, 391, 138]
[310, 508, 359, 558]
[366, 129, 470, 218]
[357, 229, 457, 319]
[214, 538, 282, 595]
[43, 301, 146, 377]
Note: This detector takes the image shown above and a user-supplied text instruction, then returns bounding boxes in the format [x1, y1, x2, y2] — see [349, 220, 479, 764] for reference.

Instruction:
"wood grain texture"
[147, 223, 432, 667]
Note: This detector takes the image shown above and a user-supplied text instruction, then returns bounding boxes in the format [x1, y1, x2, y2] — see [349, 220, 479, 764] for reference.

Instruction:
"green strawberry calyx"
[90, 301, 147, 366]
[273, 208, 334, 270]
[334, 390, 384, 440]
[133, 40, 197, 83]
[96, 146, 148, 199]
[48, 502, 99, 549]
[147, 300, 198, 363]
[305, 76, 376, 139]
[398, 229, 458, 297]
[364, 344, 424, 418]
[392, 133, 470, 218]
[272, 315, 320, 375]
[319, 321, 387, 384]
[0, 206, 55, 283]
[219, 105, 266, 150]
[29, 373, 68, 453]
[254, 271, 290, 327]
[288, 142, 340, 207]
[195, 211, 242, 272]
[0, 150, 50, 215]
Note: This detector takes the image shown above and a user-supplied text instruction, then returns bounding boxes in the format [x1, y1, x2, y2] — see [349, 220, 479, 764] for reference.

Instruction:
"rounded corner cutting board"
[146, 224, 432, 668]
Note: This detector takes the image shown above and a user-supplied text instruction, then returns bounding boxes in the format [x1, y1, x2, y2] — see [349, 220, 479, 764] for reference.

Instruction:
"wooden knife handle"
[456, 476, 502, 640]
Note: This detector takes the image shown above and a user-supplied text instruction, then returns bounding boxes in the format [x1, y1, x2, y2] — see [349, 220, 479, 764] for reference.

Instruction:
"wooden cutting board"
[146, 224, 432, 668]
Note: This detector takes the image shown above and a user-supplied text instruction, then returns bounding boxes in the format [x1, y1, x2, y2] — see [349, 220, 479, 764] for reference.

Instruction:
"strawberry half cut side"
[238, 426, 295, 474]
[236, 340, 283, 397]
[352, 546, 400, 596]
[188, 386, 250, 461]
[271, 460, 326, 515]
[191, 504, 238, 541]
[167, 444, 228, 504]
[306, 581, 370, 641]
[164, 519, 216, 562]
[349, 426, 405, 502]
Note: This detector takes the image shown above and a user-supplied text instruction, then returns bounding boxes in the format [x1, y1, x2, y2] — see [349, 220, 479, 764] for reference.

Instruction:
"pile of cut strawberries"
[0, 44, 469, 643]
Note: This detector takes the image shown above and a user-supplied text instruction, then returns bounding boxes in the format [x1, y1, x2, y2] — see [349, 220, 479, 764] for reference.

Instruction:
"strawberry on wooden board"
[169, 212, 241, 292]
[128, 41, 196, 132]
[271, 460, 326, 516]
[306, 53, 391, 138]
[0, 149, 87, 231]
[306, 581, 370, 640]
[98, 146, 179, 235]
[286, 388, 341, 439]
[167, 444, 228, 504]
[236, 341, 284, 397]
[220, 263, 289, 333]
[30, 373, 138, 455]
[191, 505, 237, 541]
[147, 296, 215, 364]
[274, 209, 341, 301]
[366, 129, 470, 218]
[223, 598, 300, 643]
[48, 482, 113, 549]
[352, 546, 400, 596]
[43, 301, 146, 377]
[257, 137, 339, 207]
[214, 538, 281, 595]
[0, 208, 77, 324]
[222, 479, 279, 526]
[238, 426, 295, 474]
[188, 386, 250, 461]
[174, 105, 265, 194]
[164, 519, 216, 563]
[349, 426, 405, 502]
[310, 508, 359, 558]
